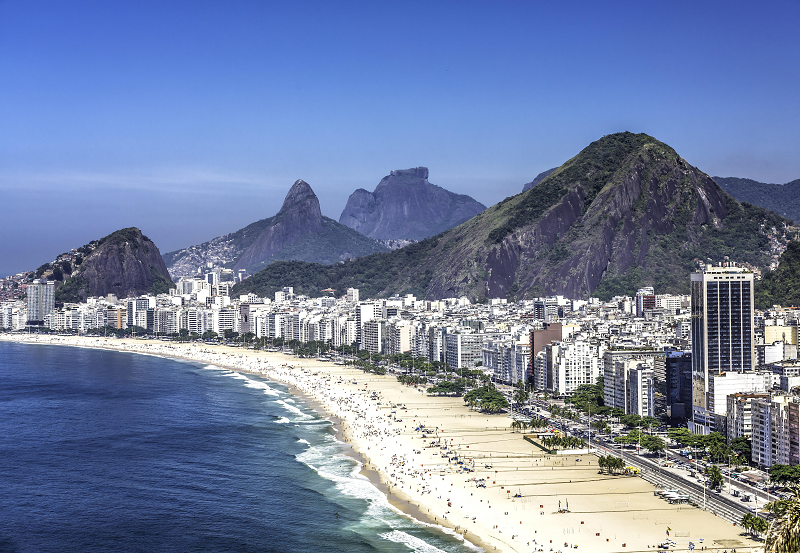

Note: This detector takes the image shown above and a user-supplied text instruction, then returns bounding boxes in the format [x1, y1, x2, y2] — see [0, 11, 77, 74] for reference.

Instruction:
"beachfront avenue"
[0, 334, 764, 552]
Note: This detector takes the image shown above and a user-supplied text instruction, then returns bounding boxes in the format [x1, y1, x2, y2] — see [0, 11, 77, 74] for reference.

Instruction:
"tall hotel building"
[691, 263, 754, 434]
[26, 278, 55, 326]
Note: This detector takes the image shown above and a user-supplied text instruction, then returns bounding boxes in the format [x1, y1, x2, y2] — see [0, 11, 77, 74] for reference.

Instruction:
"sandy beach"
[1, 334, 761, 553]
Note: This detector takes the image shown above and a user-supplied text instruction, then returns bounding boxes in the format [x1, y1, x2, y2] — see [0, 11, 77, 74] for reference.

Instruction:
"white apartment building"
[550, 339, 602, 396]
[626, 363, 654, 417]
[362, 319, 385, 354]
[726, 393, 770, 442]
[444, 332, 483, 369]
[751, 395, 793, 468]
[387, 320, 414, 355]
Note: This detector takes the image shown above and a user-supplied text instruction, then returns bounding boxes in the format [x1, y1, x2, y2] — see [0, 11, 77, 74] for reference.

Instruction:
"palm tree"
[765, 488, 800, 552]
[740, 513, 754, 537]
[754, 516, 769, 540]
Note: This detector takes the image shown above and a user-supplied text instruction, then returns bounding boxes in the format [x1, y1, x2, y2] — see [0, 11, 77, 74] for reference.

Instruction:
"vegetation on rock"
[756, 241, 800, 309]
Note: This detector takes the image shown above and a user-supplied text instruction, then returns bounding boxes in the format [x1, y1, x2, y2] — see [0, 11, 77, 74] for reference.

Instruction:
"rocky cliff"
[163, 180, 388, 277]
[233, 133, 796, 301]
[56, 228, 174, 302]
[339, 167, 486, 241]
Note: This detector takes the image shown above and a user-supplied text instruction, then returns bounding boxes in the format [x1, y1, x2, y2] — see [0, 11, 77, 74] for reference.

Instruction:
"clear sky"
[2, 0, 799, 277]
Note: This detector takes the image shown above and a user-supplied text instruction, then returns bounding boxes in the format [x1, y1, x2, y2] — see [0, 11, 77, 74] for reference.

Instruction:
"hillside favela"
[3, 4, 800, 553]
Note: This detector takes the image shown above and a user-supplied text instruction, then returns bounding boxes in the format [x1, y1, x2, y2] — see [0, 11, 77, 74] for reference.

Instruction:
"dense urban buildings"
[5, 259, 800, 469]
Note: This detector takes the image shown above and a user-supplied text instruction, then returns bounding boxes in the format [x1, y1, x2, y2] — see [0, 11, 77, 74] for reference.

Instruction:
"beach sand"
[1, 334, 761, 553]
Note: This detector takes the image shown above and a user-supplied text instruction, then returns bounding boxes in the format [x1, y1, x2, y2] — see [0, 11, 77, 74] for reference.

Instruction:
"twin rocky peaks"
[163, 168, 485, 278]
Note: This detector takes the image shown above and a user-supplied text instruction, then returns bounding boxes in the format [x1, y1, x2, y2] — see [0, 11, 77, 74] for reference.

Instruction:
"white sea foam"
[241, 378, 280, 396]
[379, 531, 448, 553]
[227, 372, 250, 381]
[297, 439, 310, 445]
[276, 400, 312, 419]
[296, 429, 481, 552]
[275, 417, 291, 424]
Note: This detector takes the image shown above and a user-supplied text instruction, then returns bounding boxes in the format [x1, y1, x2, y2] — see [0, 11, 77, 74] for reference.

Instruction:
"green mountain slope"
[714, 176, 800, 223]
[234, 133, 794, 301]
[756, 241, 800, 309]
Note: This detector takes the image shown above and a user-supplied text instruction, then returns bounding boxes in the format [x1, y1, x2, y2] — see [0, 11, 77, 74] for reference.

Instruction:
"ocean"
[0, 341, 478, 553]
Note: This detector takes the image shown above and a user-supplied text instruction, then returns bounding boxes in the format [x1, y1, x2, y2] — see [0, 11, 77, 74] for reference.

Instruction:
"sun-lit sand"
[2, 334, 761, 553]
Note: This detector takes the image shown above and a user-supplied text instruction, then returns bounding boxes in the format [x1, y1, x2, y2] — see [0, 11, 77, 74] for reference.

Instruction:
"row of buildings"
[5, 262, 800, 467]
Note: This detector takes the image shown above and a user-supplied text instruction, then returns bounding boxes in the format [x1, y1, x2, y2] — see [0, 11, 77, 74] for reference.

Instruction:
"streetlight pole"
[728, 454, 732, 496]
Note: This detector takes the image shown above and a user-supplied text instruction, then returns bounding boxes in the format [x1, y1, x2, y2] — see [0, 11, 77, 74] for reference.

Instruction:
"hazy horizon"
[2, 1, 799, 277]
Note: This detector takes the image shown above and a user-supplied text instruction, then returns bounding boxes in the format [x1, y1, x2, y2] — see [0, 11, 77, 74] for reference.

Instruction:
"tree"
[514, 389, 530, 406]
[731, 436, 752, 463]
[741, 513, 755, 537]
[620, 414, 642, 428]
[753, 515, 769, 539]
[598, 455, 624, 475]
[463, 385, 509, 413]
[202, 330, 219, 341]
[223, 329, 239, 341]
[765, 487, 800, 552]
[770, 465, 800, 487]
[641, 435, 666, 454]
[706, 465, 724, 490]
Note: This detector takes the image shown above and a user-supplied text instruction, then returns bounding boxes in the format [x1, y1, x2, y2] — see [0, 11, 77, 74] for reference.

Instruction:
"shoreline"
[0, 334, 761, 553]
[0, 334, 486, 551]
[286, 379, 488, 550]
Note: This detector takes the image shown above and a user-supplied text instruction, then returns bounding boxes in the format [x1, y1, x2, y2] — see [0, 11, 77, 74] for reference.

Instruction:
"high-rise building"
[26, 279, 55, 325]
[666, 350, 692, 420]
[635, 287, 656, 317]
[691, 263, 755, 434]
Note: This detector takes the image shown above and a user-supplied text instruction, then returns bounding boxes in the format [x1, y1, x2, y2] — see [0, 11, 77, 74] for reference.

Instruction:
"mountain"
[755, 240, 800, 309]
[56, 228, 174, 302]
[338, 167, 486, 241]
[714, 176, 800, 223]
[163, 180, 389, 278]
[233, 132, 794, 301]
[521, 168, 557, 192]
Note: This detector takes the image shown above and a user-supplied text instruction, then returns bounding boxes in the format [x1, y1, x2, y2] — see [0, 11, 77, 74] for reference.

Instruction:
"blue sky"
[2, 0, 799, 277]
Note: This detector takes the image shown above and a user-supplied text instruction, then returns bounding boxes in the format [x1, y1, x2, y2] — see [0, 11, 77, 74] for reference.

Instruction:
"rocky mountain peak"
[280, 179, 320, 216]
[55, 227, 173, 302]
[340, 167, 485, 241]
[388, 167, 429, 180]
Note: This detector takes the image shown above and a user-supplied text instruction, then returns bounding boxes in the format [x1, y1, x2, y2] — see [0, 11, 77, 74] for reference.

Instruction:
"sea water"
[0, 342, 478, 553]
